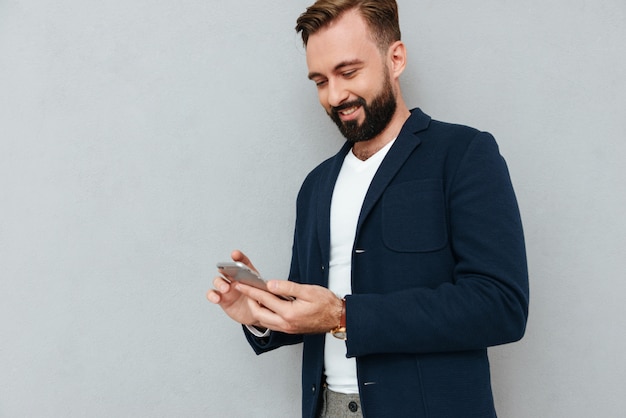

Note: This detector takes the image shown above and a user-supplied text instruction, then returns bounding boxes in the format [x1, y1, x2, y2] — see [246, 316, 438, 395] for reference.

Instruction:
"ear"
[387, 40, 407, 79]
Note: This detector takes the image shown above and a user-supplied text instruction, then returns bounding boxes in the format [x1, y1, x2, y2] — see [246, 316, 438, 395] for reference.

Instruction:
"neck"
[352, 104, 410, 161]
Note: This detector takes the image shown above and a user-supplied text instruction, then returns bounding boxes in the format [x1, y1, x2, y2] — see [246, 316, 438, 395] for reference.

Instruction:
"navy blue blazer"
[246, 108, 529, 418]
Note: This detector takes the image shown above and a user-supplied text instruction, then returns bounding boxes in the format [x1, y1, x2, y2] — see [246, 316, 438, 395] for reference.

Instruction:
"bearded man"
[208, 1, 529, 417]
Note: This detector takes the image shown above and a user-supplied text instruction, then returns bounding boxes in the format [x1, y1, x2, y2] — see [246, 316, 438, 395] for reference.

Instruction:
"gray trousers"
[317, 387, 363, 418]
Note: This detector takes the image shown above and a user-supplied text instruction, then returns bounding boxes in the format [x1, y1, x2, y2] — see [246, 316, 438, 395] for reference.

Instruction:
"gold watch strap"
[330, 298, 347, 340]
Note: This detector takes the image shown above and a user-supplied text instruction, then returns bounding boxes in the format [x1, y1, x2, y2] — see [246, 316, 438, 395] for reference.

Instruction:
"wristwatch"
[330, 298, 347, 340]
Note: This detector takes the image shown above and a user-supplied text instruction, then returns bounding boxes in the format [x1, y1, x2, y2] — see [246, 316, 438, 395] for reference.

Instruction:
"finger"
[267, 279, 304, 300]
[213, 275, 231, 293]
[231, 249, 259, 274]
[206, 289, 221, 304]
[235, 282, 289, 313]
[239, 290, 292, 332]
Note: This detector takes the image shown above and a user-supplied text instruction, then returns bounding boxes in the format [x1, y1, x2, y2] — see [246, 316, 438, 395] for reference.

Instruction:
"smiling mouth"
[331, 99, 366, 122]
[340, 106, 359, 116]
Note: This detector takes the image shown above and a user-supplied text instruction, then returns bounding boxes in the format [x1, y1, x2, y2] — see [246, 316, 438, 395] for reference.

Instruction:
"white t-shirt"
[325, 139, 396, 394]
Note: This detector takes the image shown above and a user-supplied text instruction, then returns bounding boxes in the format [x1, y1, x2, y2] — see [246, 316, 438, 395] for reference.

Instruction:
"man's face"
[306, 10, 397, 143]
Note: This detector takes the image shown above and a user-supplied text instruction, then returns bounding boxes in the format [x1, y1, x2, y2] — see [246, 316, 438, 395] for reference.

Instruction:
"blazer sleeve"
[244, 326, 302, 355]
[345, 132, 529, 357]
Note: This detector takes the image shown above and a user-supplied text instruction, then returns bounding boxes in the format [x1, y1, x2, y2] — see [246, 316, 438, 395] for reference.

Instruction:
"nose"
[326, 78, 349, 108]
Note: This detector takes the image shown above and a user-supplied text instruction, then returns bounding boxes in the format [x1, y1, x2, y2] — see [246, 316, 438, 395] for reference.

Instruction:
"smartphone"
[216, 261, 294, 300]
[216, 261, 268, 291]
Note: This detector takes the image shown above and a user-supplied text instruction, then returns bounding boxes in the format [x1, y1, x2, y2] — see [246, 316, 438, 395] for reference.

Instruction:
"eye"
[342, 70, 357, 78]
[314, 79, 328, 88]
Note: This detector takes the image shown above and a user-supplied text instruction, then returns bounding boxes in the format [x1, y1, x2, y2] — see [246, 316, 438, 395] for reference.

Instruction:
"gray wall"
[1, 1, 624, 417]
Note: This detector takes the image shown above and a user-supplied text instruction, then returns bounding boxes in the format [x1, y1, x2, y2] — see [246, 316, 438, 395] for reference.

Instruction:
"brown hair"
[295, 0, 401, 51]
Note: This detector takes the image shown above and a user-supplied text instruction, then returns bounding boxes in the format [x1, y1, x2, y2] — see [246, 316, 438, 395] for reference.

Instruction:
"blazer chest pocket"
[382, 179, 448, 252]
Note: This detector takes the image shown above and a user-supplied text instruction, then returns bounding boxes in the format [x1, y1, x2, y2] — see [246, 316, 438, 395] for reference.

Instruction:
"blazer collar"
[316, 108, 432, 264]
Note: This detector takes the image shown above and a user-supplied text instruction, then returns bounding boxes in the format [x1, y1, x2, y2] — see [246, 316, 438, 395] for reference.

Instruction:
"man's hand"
[207, 250, 343, 334]
[234, 277, 343, 335]
[206, 250, 270, 327]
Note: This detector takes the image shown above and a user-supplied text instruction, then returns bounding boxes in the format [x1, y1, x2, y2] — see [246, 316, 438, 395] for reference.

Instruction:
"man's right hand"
[208, 249, 343, 335]
[206, 250, 274, 327]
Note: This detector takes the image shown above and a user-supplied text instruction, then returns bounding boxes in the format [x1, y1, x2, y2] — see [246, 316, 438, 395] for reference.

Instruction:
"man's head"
[296, 1, 407, 144]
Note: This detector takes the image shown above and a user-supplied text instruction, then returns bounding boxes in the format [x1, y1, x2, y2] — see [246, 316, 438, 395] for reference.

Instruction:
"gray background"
[1, 0, 624, 417]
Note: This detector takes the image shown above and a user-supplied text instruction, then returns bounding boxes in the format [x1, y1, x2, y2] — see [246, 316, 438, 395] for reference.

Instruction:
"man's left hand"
[234, 280, 343, 335]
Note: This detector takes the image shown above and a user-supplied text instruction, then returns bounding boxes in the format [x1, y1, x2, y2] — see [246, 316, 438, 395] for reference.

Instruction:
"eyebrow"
[307, 59, 364, 80]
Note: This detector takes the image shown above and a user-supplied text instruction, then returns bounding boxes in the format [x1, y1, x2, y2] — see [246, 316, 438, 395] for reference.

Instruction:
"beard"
[329, 76, 397, 144]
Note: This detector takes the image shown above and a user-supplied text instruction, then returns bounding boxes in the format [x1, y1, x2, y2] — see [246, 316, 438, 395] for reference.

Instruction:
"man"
[207, 1, 529, 417]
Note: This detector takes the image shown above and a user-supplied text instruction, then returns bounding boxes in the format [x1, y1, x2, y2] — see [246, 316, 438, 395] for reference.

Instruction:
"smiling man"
[207, 1, 529, 417]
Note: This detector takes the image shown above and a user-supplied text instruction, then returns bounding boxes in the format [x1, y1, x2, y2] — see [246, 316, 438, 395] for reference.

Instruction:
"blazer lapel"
[356, 109, 431, 232]
[316, 142, 352, 273]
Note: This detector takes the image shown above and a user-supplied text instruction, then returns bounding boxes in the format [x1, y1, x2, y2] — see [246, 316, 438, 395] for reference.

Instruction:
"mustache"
[331, 98, 366, 116]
